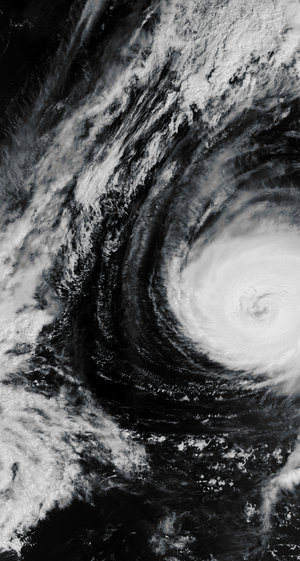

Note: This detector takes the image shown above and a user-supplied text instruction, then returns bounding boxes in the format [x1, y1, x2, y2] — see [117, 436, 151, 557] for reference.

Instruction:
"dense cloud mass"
[1, 1, 300, 560]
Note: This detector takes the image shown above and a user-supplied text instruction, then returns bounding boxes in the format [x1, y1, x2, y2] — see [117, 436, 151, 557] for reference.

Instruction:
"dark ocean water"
[1, 1, 300, 560]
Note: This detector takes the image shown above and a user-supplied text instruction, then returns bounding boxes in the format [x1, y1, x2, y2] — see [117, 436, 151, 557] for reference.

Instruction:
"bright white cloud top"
[170, 210, 300, 394]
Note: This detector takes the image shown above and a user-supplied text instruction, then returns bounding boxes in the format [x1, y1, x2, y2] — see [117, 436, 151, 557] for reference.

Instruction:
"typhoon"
[170, 196, 300, 392]
[1, 0, 300, 560]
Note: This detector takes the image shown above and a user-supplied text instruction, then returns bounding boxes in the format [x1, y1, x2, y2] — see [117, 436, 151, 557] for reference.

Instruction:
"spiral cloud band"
[171, 224, 300, 391]
[2, 0, 300, 557]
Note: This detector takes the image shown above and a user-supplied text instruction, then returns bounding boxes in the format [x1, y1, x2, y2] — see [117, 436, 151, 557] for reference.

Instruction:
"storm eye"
[241, 292, 275, 321]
